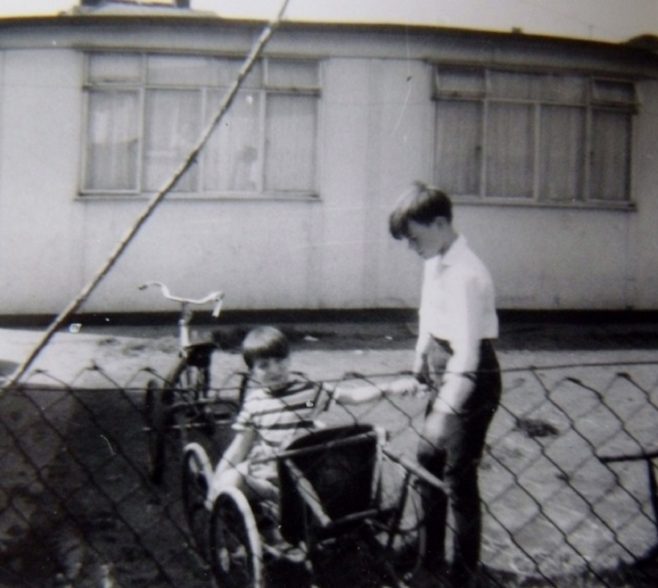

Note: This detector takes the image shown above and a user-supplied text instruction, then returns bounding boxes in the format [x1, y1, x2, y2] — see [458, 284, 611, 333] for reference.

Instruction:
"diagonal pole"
[2, 0, 291, 391]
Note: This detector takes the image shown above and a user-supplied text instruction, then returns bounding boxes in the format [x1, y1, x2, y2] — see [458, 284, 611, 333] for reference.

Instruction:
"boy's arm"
[333, 377, 423, 405]
[214, 428, 255, 478]
[414, 260, 433, 381]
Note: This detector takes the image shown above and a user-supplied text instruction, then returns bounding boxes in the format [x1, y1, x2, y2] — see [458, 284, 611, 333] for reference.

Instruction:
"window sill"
[452, 196, 636, 212]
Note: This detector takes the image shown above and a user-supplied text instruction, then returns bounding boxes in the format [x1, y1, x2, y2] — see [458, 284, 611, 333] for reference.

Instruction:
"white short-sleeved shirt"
[416, 235, 498, 405]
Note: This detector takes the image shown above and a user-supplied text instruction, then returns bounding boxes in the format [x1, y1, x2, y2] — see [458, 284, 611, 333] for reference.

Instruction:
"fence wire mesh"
[1, 360, 658, 587]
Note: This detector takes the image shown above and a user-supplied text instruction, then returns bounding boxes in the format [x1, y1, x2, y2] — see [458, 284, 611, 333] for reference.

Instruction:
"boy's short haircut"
[242, 326, 290, 369]
[389, 181, 453, 240]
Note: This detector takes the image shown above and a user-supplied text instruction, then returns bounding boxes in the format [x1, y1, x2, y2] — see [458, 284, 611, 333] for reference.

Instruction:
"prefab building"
[1, 8, 657, 317]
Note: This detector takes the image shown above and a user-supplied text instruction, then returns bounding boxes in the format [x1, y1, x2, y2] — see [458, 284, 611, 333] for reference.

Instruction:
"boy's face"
[405, 219, 449, 259]
[251, 356, 291, 390]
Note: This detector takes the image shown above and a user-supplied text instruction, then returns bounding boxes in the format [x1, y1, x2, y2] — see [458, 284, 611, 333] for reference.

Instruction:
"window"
[433, 66, 637, 205]
[82, 53, 320, 197]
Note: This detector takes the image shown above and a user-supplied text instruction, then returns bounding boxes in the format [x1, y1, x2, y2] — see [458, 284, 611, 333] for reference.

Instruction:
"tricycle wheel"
[144, 379, 173, 484]
[182, 442, 213, 559]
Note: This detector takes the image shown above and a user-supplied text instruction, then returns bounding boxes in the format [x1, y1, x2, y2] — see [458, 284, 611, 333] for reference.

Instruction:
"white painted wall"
[0, 18, 657, 315]
[633, 79, 658, 309]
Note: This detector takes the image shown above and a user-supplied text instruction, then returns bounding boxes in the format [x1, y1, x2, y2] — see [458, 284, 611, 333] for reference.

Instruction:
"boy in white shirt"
[389, 182, 502, 588]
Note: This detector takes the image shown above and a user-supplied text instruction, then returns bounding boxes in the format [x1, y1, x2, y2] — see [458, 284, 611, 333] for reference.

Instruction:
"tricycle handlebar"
[139, 281, 225, 317]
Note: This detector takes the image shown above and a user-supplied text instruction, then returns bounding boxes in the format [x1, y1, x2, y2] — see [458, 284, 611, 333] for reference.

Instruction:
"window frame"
[79, 50, 322, 201]
[431, 62, 638, 209]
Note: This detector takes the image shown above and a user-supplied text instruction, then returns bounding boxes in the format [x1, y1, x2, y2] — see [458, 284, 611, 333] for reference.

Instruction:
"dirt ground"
[1, 315, 658, 587]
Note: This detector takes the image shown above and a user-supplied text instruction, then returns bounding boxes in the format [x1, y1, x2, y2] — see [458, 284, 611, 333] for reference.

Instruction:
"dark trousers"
[417, 338, 501, 578]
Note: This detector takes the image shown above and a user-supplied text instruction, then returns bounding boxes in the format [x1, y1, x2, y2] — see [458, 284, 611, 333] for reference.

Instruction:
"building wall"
[0, 19, 657, 315]
[633, 78, 658, 309]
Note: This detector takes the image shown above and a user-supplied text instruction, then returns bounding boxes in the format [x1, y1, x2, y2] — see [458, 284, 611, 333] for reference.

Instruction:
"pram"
[183, 423, 444, 587]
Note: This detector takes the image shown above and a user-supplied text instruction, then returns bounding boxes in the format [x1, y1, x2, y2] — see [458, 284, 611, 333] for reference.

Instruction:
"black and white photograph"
[1, 1, 657, 586]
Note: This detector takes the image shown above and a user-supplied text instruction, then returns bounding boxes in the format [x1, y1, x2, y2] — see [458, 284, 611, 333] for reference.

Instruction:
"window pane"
[144, 89, 201, 192]
[431, 65, 635, 205]
[265, 94, 316, 191]
[267, 60, 318, 88]
[83, 53, 319, 198]
[590, 109, 631, 201]
[147, 55, 213, 85]
[593, 79, 635, 105]
[490, 71, 548, 100]
[84, 90, 140, 191]
[434, 100, 482, 195]
[539, 106, 585, 201]
[486, 102, 534, 198]
[544, 74, 587, 103]
[211, 58, 262, 88]
[435, 68, 484, 96]
[489, 70, 588, 102]
[204, 90, 261, 191]
[88, 53, 142, 83]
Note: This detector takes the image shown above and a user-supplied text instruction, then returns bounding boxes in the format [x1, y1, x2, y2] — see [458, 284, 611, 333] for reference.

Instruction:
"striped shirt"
[234, 378, 334, 466]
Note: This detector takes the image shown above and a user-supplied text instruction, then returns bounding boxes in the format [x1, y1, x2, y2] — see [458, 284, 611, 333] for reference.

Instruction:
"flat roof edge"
[0, 13, 656, 58]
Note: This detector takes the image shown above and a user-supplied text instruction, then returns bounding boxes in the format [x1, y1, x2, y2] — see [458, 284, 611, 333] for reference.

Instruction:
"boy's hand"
[385, 376, 427, 396]
[412, 353, 429, 384]
[418, 408, 459, 457]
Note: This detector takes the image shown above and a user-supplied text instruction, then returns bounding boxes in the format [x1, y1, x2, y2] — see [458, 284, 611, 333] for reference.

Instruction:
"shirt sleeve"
[232, 392, 257, 431]
[415, 260, 434, 356]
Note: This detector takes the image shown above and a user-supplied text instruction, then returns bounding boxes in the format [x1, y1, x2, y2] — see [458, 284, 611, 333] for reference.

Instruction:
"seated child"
[209, 326, 418, 557]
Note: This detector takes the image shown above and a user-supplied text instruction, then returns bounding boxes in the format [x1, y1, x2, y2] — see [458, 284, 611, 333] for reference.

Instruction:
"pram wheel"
[209, 486, 264, 588]
[372, 475, 426, 583]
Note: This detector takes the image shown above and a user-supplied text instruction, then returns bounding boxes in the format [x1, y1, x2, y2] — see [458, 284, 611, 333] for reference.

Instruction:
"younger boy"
[209, 326, 416, 557]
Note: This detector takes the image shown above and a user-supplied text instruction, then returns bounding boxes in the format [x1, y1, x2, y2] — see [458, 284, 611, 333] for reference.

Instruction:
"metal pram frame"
[182, 423, 447, 587]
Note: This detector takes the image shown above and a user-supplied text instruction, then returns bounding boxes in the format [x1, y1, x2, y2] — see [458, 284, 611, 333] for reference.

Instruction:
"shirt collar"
[432, 234, 466, 267]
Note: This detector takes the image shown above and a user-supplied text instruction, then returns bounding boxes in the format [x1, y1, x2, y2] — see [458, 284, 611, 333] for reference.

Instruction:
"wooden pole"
[2, 0, 290, 391]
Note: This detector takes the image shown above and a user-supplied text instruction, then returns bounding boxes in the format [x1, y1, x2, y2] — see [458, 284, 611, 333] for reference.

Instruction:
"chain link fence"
[1, 359, 657, 587]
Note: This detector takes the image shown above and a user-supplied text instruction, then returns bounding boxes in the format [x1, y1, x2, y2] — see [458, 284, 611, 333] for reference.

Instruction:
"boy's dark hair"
[388, 181, 452, 240]
[242, 326, 290, 369]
